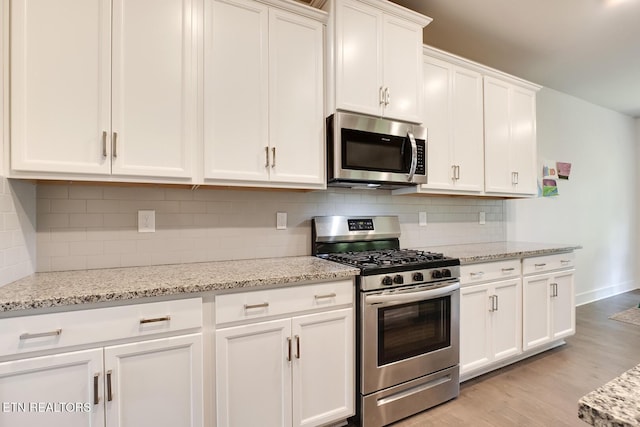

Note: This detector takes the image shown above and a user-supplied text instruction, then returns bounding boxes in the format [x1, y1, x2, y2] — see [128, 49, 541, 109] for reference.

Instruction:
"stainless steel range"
[312, 216, 460, 427]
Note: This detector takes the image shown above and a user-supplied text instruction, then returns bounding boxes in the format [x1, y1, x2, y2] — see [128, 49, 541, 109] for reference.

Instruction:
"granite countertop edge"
[0, 241, 581, 314]
[577, 364, 640, 427]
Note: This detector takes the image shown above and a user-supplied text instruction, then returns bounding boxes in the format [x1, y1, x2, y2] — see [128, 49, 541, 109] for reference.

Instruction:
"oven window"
[378, 296, 451, 366]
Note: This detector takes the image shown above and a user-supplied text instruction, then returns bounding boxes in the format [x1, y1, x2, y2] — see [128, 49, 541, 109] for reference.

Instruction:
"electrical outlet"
[419, 211, 427, 226]
[479, 211, 486, 225]
[276, 212, 287, 230]
[138, 210, 155, 233]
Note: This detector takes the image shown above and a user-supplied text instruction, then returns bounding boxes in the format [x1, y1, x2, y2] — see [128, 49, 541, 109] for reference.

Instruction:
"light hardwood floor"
[392, 289, 640, 426]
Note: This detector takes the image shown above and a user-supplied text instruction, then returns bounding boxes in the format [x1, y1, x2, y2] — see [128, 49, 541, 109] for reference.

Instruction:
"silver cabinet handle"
[512, 171, 519, 184]
[264, 146, 269, 167]
[93, 373, 100, 405]
[315, 293, 336, 300]
[489, 295, 495, 312]
[106, 370, 113, 402]
[407, 130, 417, 182]
[102, 131, 108, 157]
[385, 87, 390, 106]
[244, 302, 269, 310]
[286, 337, 292, 362]
[561, 260, 571, 265]
[502, 267, 515, 272]
[550, 282, 558, 297]
[535, 263, 546, 268]
[271, 147, 276, 168]
[379, 86, 385, 105]
[295, 335, 300, 359]
[470, 271, 485, 278]
[139, 315, 171, 325]
[453, 165, 460, 180]
[494, 294, 499, 311]
[19, 329, 62, 340]
[112, 132, 118, 158]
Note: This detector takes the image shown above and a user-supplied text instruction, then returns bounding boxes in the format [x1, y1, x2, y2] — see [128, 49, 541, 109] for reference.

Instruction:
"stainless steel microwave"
[327, 112, 427, 189]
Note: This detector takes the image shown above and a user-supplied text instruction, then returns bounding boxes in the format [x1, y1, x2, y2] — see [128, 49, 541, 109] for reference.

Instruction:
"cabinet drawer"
[461, 259, 521, 285]
[523, 252, 575, 275]
[215, 280, 354, 325]
[0, 298, 202, 357]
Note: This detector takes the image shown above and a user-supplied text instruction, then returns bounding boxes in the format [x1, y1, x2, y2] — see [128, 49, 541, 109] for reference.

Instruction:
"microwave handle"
[407, 130, 418, 182]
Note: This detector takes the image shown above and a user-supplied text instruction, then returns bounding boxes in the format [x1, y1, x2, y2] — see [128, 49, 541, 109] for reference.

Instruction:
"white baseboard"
[575, 280, 638, 306]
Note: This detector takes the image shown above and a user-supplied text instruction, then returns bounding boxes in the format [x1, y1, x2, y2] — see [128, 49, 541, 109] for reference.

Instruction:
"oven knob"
[413, 272, 424, 282]
[393, 274, 404, 284]
[381, 276, 393, 286]
[431, 270, 443, 279]
[442, 268, 452, 278]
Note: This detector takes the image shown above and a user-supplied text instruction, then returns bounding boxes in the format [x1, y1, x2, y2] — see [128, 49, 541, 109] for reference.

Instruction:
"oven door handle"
[364, 282, 460, 305]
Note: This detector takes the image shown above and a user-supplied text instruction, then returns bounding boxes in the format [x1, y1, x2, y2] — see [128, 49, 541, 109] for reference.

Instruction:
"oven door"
[361, 282, 460, 395]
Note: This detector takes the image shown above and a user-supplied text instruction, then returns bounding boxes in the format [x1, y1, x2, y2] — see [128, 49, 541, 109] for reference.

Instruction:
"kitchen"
[0, 0, 639, 426]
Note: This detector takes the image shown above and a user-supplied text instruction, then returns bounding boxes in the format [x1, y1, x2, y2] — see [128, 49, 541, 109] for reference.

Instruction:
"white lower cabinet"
[460, 276, 521, 376]
[215, 280, 354, 427]
[0, 334, 202, 427]
[523, 267, 575, 351]
[0, 298, 204, 427]
[0, 348, 104, 427]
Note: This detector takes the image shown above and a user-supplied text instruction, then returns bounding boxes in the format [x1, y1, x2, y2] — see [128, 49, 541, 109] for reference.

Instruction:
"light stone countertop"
[416, 241, 581, 265]
[0, 241, 580, 315]
[0, 256, 359, 314]
[578, 364, 640, 426]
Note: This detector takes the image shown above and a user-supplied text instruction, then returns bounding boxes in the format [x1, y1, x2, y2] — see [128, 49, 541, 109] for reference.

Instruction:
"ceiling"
[390, 0, 640, 118]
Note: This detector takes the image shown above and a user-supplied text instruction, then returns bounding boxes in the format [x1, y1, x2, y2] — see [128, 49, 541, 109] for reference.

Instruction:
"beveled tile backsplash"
[36, 183, 505, 272]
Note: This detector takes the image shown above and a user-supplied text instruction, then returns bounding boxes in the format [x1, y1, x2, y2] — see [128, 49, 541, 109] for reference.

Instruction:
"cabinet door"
[492, 279, 522, 362]
[460, 284, 491, 374]
[291, 308, 354, 427]
[110, 0, 196, 179]
[551, 270, 575, 340]
[381, 15, 423, 123]
[335, 0, 382, 117]
[268, 8, 324, 185]
[522, 273, 553, 351]
[104, 334, 203, 427]
[0, 348, 104, 427]
[451, 66, 484, 192]
[508, 86, 537, 195]
[204, 0, 270, 182]
[216, 319, 292, 427]
[421, 56, 453, 190]
[483, 76, 512, 194]
[11, 0, 111, 175]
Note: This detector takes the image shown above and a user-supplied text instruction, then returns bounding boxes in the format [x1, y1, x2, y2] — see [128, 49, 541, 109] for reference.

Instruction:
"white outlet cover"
[479, 211, 486, 225]
[138, 210, 155, 233]
[419, 212, 427, 226]
[276, 212, 287, 230]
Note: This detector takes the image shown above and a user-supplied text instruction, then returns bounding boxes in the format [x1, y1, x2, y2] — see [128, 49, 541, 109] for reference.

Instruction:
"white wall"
[506, 87, 638, 305]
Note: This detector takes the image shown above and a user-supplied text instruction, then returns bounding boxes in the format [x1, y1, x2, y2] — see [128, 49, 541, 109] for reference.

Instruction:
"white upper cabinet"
[327, 0, 431, 123]
[10, 0, 197, 182]
[484, 76, 538, 196]
[419, 50, 484, 193]
[204, 0, 326, 189]
[10, 0, 112, 176]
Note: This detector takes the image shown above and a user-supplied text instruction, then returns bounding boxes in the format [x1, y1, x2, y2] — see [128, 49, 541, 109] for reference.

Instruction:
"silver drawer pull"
[470, 272, 484, 277]
[19, 329, 62, 340]
[501, 268, 515, 272]
[535, 263, 546, 268]
[561, 260, 571, 264]
[315, 293, 337, 300]
[139, 316, 171, 325]
[244, 302, 269, 310]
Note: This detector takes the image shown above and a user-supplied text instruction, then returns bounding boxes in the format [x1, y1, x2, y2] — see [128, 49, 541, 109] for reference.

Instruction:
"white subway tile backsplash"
[34, 184, 506, 272]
